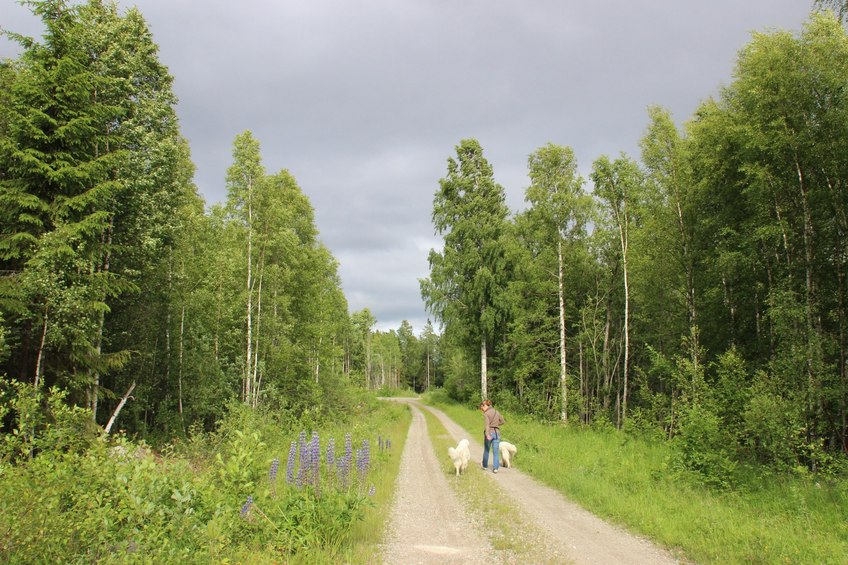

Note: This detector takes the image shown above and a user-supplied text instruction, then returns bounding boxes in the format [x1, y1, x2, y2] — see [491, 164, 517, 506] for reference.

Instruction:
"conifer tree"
[421, 139, 511, 400]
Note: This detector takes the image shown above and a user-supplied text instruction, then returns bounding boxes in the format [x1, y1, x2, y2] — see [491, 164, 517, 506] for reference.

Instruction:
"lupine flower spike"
[240, 495, 254, 517]
[286, 441, 297, 486]
[269, 458, 279, 496]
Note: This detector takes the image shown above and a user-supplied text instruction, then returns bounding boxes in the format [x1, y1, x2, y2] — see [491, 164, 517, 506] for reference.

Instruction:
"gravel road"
[379, 398, 684, 565]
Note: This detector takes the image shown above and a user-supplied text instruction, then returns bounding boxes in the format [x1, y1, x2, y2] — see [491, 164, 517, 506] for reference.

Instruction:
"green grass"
[424, 394, 848, 564]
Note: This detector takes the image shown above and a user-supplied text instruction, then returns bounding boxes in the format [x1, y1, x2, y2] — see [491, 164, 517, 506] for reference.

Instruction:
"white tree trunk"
[426, 345, 431, 391]
[178, 304, 185, 416]
[90, 221, 114, 421]
[251, 266, 263, 408]
[618, 208, 630, 427]
[558, 239, 568, 423]
[104, 381, 136, 435]
[244, 180, 253, 404]
[481, 334, 488, 400]
[314, 336, 322, 384]
[34, 302, 48, 389]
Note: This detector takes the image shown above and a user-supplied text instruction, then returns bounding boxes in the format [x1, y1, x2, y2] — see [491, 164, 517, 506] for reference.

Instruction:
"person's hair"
[482, 399, 493, 407]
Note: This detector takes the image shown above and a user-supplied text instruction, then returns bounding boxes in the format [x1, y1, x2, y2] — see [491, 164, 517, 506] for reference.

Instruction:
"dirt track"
[379, 398, 683, 564]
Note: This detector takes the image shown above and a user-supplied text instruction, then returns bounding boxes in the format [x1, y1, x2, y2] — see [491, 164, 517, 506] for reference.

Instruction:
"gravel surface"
[379, 398, 685, 565]
[380, 402, 498, 564]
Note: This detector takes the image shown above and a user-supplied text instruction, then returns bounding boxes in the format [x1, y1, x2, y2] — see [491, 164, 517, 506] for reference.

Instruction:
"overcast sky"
[2, 1, 816, 334]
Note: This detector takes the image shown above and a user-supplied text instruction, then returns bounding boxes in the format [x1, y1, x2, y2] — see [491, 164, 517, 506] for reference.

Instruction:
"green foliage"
[671, 403, 738, 489]
[741, 371, 805, 469]
[0, 378, 96, 461]
[1, 3, 351, 441]
[0, 391, 405, 563]
[420, 138, 512, 398]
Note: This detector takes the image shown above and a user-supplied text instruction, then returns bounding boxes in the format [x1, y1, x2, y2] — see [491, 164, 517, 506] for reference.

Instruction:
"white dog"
[447, 438, 471, 476]
[499, 441, 517, 468]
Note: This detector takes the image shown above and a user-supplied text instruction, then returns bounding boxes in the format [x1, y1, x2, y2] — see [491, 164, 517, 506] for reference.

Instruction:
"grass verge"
[344, 400, 412, 564]
[424, 394, 848, 564]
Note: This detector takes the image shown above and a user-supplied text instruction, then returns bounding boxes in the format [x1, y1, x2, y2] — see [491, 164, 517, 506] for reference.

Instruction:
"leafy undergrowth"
[424, 391, 848, 565]
[0, 385, 409, 564]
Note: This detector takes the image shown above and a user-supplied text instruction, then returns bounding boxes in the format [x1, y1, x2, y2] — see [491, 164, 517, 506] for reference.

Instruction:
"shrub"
[671, 403, 738, 489]
[741, 372, 804, 469]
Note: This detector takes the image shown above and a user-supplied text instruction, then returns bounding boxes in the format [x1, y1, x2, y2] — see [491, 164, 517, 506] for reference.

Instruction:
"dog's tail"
[448, 447, 459, 460]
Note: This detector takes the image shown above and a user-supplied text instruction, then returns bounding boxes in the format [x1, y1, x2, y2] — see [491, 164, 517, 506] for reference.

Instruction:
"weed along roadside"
[0, 390, 410, 563]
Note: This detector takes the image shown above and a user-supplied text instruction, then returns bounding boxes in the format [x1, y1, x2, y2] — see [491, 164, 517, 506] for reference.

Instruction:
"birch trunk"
[481, 333, 488, 401]
[244, 179, 253, 404]
[251, 265, 263, 408]
[89, 220, 114, 421]
[314, 336, 322, 384]
[612, 195, 631, 428]
[558, 239, 568, 423]
[34, 302, 48, 389]
[426, 344, 431, 391]
[796, 158, 820, 461]
[178, 304, 185, 417]
[104, 381, 136, 435]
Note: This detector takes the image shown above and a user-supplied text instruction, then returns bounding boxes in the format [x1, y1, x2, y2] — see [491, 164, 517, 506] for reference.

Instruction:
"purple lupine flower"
[326, 437, 336, 469]
[337, 451, 351, 489]
[368, 484, 376, 497]
[355, 448, 364, 478]
[286, 441, 297, 486]
[310, 431, 321, 489]
[356, 439, 371, 474]
[269, 458, 280, 483]
[298, 430, 308, 469]
[240, 495, 253, 517]
[387, 438, 392, 450]
[344, 433, 353, 460]
[378, 435, 383, 450]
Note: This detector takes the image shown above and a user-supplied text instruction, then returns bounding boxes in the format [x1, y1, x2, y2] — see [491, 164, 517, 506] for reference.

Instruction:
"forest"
[425, 9, 848, 479]
[3, 0, 848, 476]
[1, 0, 848, 562]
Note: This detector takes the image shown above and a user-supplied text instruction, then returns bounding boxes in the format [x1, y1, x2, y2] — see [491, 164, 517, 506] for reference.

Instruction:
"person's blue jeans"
[482, 429, 500, 470]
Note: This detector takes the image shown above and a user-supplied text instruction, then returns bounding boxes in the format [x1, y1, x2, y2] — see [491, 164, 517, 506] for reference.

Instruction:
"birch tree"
[640, 106, 700, 362]
[225, 131, 264, 405]
[523, 144, 592, 423]
[592, 155, 643, 427]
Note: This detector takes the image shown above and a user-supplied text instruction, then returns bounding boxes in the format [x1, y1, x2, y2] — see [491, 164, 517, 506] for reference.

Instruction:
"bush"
[0, 379, 97, 461]
[671, 403, 738, 489]
[741, 372, 804, 469]
[0, 388, 397, 563]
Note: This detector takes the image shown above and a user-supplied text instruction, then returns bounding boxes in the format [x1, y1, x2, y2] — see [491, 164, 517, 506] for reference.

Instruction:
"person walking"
[480, 399, 505, 473]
